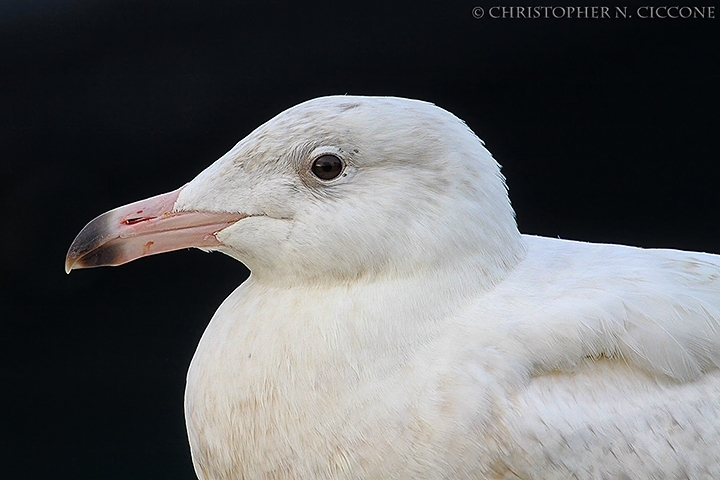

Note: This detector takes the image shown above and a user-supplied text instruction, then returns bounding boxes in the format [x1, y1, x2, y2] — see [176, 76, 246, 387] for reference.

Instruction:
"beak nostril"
[123, 216, 154, 225]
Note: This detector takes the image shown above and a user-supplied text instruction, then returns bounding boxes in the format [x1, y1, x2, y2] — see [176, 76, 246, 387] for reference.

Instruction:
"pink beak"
[65, 186, 246, 273]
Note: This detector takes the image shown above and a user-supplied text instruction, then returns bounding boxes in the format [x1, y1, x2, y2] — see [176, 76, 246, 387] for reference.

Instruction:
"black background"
[2, 1, 718, 478]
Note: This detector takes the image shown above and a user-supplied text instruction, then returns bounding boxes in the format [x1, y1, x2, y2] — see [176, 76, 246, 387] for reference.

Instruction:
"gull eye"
[311, 154, 344, 180]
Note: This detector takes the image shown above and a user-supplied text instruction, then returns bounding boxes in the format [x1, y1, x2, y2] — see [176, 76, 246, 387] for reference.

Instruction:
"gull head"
[66, 96, 525, 287]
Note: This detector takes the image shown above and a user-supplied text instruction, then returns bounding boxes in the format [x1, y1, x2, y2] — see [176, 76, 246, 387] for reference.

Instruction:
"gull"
[66, 96, 720, 479]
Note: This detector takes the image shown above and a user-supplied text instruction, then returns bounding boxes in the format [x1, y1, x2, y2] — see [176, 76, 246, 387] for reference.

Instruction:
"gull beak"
[65, 186, 246, 273]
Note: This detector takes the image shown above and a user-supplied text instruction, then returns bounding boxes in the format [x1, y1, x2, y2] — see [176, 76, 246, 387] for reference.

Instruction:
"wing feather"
[485, 236, 720, 381]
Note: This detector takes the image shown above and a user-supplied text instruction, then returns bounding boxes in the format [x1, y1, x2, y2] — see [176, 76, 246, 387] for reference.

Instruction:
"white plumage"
[66, 96, 720, 479]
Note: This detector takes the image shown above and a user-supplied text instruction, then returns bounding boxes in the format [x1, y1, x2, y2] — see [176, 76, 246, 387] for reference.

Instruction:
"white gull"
[66, 96, 720, 479]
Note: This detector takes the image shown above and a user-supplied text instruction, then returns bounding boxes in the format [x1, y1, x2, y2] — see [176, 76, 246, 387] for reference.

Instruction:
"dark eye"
[311, 154, 344, 180]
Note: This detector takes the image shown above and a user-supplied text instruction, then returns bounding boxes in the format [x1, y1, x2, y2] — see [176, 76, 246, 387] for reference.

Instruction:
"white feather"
[170, 96, 720, 478]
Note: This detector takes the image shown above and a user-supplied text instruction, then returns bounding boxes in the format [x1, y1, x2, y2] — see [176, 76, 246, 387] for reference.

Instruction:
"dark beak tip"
[66, 242, 126, 273]
[65, 211, 119, 273]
